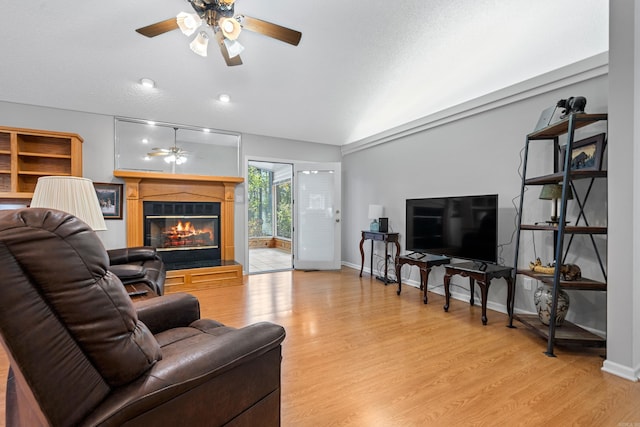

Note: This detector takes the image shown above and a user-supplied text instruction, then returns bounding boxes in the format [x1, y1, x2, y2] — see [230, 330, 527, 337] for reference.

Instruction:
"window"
[275, 180, 291, 239]
[248, 164, 292, 240]
[248, 165, 273, 237]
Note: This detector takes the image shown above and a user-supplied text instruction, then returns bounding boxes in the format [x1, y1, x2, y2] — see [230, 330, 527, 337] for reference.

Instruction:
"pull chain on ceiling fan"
[135, 0, 302, 66]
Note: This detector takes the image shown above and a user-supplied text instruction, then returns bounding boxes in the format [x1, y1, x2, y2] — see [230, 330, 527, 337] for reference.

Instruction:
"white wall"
[602, 0, 640, 381]
[0, 101, 341, 267]
[341, 70, 609, 334]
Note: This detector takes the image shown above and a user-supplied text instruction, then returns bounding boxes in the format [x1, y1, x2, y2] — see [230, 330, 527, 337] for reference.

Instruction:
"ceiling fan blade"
[147, 151, 170, 157]
[136, 18, 179, 38]
[215, 31, 243, 66]
[241, 15, 302, 46]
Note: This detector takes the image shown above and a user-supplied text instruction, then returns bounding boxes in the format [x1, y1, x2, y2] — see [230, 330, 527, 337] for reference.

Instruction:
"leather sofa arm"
[108, 246, 159, 265]
[134, 293, 200, 334]
[108, 264, 147, 285]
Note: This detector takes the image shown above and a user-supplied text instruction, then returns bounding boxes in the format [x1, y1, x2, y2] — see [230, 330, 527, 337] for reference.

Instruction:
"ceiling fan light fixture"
[190, 31, 209, 57]
[219, 17, 241, 40]
[223, 38, 244, 58]
[177, 11, 203, 36]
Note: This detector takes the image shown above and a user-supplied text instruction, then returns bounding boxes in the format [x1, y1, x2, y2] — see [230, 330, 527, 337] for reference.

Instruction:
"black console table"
[395, 253, 450, 303]
[359, 231, 400, 284]
[443, 261, 514, 325]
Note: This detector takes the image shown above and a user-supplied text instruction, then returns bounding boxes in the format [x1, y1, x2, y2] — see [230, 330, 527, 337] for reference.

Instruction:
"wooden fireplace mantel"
[113, 170, 244, 290]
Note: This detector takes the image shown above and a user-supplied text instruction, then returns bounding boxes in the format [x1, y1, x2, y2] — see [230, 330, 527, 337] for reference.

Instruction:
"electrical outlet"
[523, 277, 533, 291]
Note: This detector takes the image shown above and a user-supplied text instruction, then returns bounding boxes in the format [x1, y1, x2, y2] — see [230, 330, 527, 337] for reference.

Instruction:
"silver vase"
[533, 285, 570, 326]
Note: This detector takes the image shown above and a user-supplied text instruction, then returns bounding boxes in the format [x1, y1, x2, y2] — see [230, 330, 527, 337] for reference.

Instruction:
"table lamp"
[539, 183, 573, 225]
[30, 176, 107, 231]
[368, 204, 383, 232]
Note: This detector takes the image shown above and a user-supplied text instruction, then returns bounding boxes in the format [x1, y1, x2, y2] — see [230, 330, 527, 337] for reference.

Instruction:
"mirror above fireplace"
[115, 118, 241, 176]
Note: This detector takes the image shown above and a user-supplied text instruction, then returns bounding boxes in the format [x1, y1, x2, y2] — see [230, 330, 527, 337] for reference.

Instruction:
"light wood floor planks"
[1, 267, 639, 426]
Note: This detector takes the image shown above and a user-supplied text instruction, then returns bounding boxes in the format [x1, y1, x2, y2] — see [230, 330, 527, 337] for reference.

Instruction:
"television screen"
[405, 194, 498, 263]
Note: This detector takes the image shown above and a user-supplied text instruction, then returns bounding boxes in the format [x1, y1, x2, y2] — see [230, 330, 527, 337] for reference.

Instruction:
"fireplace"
[144, 202, 221, 270]
[113, 170, 244, 291]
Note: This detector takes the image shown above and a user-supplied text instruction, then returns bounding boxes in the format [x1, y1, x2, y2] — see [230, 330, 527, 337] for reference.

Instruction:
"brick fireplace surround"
[113, 170, 244, 291]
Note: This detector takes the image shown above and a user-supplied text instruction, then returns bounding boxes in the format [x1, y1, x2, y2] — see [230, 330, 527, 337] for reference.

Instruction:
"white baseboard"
[601, 360, 639, 382]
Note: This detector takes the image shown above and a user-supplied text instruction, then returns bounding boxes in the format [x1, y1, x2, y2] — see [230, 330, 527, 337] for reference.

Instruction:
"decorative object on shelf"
[559, 133, 606, 172]
[557, 96, 587, 119]
[30, 176, 107, 231]
[539, 184, 573, 225]
[533, 105, 560, 131]
[93, 182, 124, 220]
[368, 204, 383, 232]
[528, 258, 582, 281]
[534, 284, 570, 326]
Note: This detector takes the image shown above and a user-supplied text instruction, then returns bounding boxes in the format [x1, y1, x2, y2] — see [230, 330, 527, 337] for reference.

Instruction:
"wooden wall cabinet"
[0, 127, 83, 201]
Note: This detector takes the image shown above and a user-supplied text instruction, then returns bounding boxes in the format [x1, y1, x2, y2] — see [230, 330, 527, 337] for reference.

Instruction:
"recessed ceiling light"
[140, 78, 155, 88]
[142, 138, 149, 144]
[203, 128, 211, 133]
[218, 94, 231, 103]
[146, 121, 156, 126]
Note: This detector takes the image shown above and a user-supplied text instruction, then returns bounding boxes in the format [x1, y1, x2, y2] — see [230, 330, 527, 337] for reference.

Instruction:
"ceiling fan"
[135, 0, 302, 66]
[147, 128, 188, 164]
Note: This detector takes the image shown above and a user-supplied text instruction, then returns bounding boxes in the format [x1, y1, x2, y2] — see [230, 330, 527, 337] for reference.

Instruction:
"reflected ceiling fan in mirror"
[147, 127, 188, 165]
[135, 0, 302, 66]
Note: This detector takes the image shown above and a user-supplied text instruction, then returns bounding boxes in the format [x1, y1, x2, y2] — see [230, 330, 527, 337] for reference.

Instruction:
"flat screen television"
[405, 194, 498, 264]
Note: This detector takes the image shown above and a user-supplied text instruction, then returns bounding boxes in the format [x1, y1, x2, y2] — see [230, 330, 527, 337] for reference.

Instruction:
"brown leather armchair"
[0, 208, 286, 427]
[107, 246, 167, 295]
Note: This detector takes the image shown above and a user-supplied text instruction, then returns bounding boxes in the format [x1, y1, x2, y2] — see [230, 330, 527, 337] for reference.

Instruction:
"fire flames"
[162, 220, 214, 247]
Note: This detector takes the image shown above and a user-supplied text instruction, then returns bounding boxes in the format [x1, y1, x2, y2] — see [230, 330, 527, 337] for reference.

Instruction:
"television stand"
[395, 253, 450, 303]
[443, 261, 513, 325]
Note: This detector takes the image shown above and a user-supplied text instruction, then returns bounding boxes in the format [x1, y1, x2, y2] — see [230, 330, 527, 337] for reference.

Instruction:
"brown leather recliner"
[107, 246, 167, 295]
[0, 208, 286, 427]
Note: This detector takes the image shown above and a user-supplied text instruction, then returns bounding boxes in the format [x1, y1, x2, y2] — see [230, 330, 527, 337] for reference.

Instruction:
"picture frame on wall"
[559, 133, 606, 172]
[94, 182, 123, 219]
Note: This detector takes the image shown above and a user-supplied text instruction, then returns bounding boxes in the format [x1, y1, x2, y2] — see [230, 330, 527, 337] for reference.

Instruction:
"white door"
[293, 162, 341, 270]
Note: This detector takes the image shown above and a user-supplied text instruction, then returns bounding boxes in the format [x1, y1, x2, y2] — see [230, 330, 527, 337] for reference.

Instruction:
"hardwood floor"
[1, 267, 639, 426]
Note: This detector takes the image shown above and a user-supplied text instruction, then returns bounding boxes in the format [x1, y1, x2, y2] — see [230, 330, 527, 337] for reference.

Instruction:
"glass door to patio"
[247, 161, 293, 273]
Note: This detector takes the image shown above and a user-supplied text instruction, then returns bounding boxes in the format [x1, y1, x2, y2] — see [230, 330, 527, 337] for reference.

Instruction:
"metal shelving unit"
[509, 113, 608, 356]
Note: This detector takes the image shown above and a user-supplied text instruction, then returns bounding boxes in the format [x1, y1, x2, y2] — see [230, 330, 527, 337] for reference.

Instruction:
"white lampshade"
[219, 17, 241, 40]
[177, 11, 202, 36]
[223, 37, 244, 58]
[190, 31, 209, 57]
[30, 176, 107, 231]
[368, 204, 383, 220]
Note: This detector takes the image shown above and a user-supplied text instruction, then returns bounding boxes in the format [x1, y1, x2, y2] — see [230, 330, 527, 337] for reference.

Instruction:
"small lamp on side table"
[539, 183, 573, 225]
[368, 204, 383, 232]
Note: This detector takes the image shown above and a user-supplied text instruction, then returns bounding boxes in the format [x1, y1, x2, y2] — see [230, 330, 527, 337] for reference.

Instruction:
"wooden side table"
[395, 253, 450, 303]
[359, 231, 400, 283]
[125, 283, 158, 301]
[443, 261, 514, 325]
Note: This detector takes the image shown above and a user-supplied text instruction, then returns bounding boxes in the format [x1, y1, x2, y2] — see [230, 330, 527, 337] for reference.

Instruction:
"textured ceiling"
[0, 1, 608, 145]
